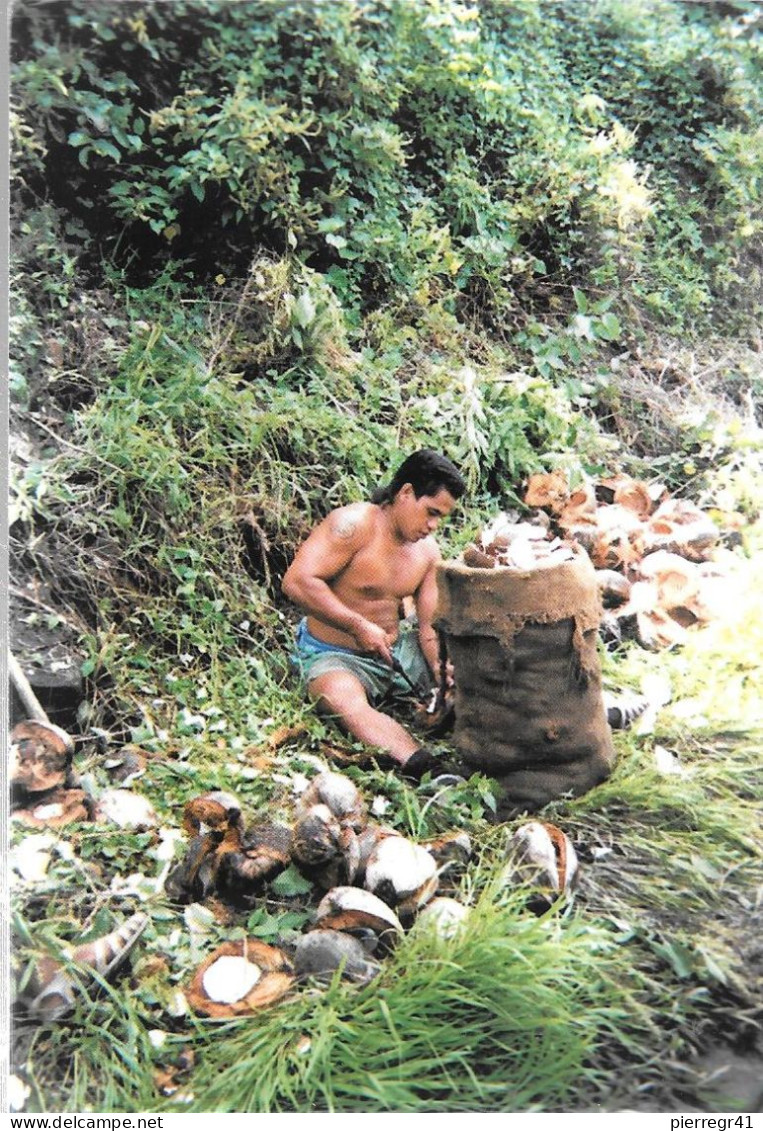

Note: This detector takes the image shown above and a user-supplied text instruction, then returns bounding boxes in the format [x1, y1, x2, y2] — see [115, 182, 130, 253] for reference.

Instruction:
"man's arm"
[282, 504, 394, 662]
[413, 549, 443, 678]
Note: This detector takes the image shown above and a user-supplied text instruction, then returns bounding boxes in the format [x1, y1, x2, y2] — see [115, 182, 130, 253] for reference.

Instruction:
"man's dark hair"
[371, 450, 466, 505]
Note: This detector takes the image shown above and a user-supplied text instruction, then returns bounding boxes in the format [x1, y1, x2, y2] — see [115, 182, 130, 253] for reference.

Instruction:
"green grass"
[179, 893, 643, 1113]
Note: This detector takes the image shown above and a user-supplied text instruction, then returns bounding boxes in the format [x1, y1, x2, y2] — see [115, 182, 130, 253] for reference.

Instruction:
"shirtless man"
[282, 450, 466, 779]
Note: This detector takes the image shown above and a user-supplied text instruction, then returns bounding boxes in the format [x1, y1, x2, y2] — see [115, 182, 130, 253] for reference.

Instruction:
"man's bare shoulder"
[325, 501, 377, 543]
[408, 535, 442, 590]
[418, 533, 443, 564]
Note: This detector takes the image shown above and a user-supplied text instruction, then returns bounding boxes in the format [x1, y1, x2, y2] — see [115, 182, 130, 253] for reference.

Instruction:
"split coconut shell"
[12, 787, 92, 829]
[364, 836, 439, 918]
[187, 940, 294, 1018]
[314, 886, 403, 953]
[297, 771, 367, 831]
[10, 721, 74, 794]
[29, 911, 148, 1022]
[524, 471, 569, 514]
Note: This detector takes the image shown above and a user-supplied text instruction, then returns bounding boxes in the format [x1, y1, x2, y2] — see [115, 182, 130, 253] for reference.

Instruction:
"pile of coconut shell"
[9, 720, 93, 828]
[166, 770, 476, 1015]
[9, 720, 160, 833]
[461, 469, 740, 650]
[12, 752, 579, 1023]
[169, 773, 581, 1019]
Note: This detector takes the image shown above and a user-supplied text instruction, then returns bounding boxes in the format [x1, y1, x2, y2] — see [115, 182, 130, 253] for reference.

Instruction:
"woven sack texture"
[435, 549, 614, 815]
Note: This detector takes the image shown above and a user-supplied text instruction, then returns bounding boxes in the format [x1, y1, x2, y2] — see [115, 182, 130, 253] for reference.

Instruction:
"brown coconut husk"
[186, 940, 294, 1018]
[182, 792, 243, 840]
[595, 569, 632, 608]
[216, 823, 293, 906]
[642, 499, 719, 561]
[12, 787, 92, 828]
[524, 471, 569, 514]
[462, 544, 497, 569]
[594, 475, 654, 520]
[557, 482, 598, 531]
[10, 721, 74, 794]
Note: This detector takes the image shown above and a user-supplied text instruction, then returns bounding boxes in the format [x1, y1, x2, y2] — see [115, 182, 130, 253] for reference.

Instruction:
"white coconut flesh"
[201, 956, 262, 1004]
[367, 838, 437, 896]
[316, 887, 403, 932]
[33, 803, 65, 820]
[319, 774, 360, 813]
[513, 823, 559, 888]
[416, 898, 469, 937]
[512, 822, 578, 891]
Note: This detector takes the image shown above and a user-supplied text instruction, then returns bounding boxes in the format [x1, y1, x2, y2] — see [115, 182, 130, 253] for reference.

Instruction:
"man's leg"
[308, 669, 419, 763]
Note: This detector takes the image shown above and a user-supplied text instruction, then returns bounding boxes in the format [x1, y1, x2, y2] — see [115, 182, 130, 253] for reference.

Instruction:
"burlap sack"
[435, 548, 614, 816]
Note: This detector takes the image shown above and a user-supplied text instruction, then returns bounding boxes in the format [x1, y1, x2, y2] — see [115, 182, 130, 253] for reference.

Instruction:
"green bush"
[11, 0, 761, 331]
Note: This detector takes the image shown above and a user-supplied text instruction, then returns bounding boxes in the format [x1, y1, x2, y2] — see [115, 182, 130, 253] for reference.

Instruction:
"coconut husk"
[642, 518, 719, 561]
[103, 745, 148, 784]
[614, 479, 653, 519]
[462, 545, 496, 569]
[524, 471, 569, 513]
[637, 551, 701, 609]
[364, 836, 439, 918]
[595, 475, 625, 505]
[292, 806, 360, 890]
[565, 524, 600, 553]
[297, 772, 367, 830]
[355, 825, 398, 884]
[182, 792, 243, 841]
[634, 552, 717, 632]
[165, 830, 226, 904]
[590, 527, 644, 571]
[643, 500, 719, 560]
[314, 886, 403, 952]
[593, 475, 655, 520]
[216, 823, 293, 906]
[241, 724, 310, 770]
[636, 606, 689, 650]
[596, 474, 664, 510]
[10, 721, 74, 794]
[421, 831, 472, 872]
[509, 821, 579, 894]
[28, 912, 148, 1021]
[12, 787, 92, 828]
[186, 940, 294, 1018]
[595, 569, 632, 608]
[614, 579, 691, 649]
[557, 482, 598, 530]
[587, 503, 645, 570]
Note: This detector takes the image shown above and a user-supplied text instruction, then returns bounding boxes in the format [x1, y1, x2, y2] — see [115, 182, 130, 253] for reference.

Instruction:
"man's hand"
[351, 617, 395, 665]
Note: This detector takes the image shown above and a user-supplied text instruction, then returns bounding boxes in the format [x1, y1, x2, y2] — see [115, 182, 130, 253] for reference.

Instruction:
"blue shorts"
[291, 617, 433, 705]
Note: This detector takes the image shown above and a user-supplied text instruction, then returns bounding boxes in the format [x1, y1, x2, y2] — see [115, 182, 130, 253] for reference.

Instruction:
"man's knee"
[308, 669, 372, 716]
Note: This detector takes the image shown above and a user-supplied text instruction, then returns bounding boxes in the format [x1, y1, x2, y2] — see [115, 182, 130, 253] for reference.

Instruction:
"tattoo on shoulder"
[332, 508, 363, 541]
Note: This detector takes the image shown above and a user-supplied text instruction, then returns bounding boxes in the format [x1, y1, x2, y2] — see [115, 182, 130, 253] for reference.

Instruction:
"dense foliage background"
[8, 0, 762, 1115]
[10, 0, 761, 713]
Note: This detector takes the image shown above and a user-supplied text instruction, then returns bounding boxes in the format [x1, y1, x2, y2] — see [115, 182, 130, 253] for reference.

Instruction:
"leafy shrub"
[10, 0, 761, 330]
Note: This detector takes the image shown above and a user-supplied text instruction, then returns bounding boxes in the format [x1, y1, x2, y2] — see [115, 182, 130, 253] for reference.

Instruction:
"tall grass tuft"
[180, 884, 651, 1113]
